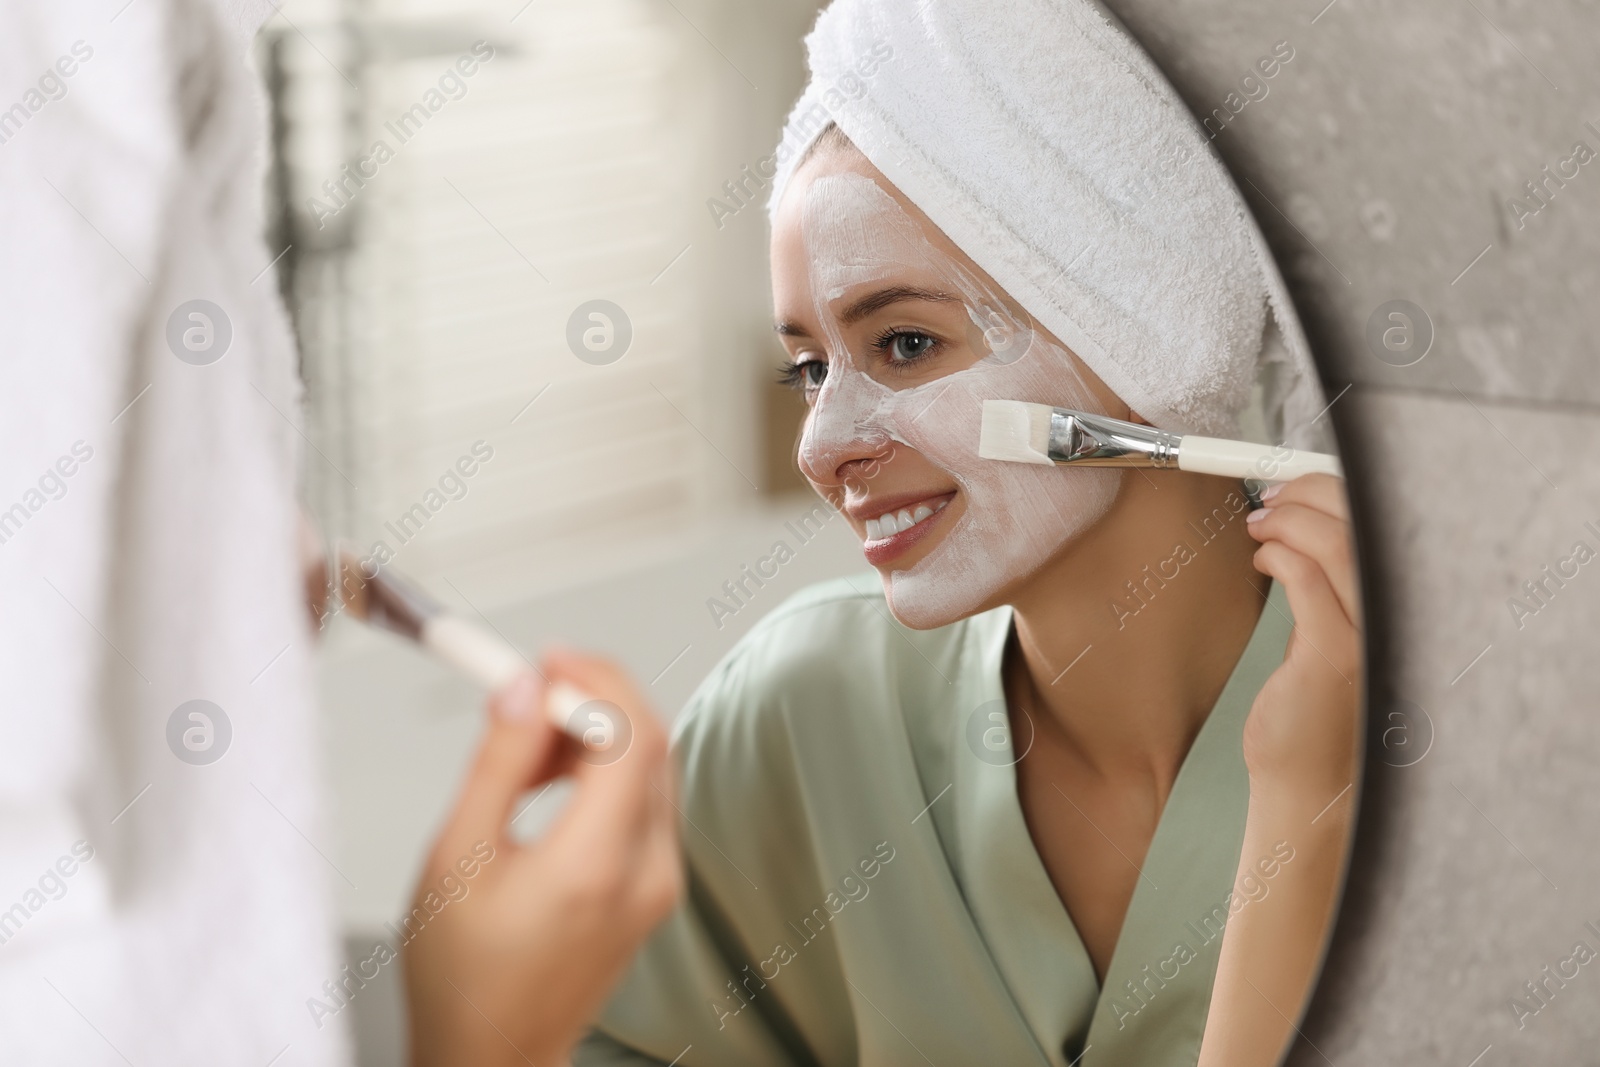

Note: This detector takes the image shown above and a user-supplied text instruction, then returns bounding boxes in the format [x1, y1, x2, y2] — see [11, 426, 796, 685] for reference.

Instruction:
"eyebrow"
[774, 285, 960, 337]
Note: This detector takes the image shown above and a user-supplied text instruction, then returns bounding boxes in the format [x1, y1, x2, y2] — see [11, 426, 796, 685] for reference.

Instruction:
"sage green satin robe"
[577, 575, 1291, 1067]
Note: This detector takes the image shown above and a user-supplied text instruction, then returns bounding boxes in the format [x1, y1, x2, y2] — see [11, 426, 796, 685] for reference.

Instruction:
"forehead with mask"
[772, 138, 1126, 630]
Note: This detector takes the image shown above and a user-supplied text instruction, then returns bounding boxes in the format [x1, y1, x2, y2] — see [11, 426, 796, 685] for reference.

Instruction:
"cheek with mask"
[794, 172, 1124, 629]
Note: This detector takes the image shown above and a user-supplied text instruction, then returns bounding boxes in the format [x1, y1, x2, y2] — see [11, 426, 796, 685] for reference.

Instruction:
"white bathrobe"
[0, 0, 350, 1062]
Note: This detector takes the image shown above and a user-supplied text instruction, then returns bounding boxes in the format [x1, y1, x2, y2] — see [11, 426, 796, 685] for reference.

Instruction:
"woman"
[579, 1, 1360, 1064]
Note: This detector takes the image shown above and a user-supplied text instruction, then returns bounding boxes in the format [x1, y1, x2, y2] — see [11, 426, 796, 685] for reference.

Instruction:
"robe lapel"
[944, 606, 1103, 1067]
[1081, 581, 1293, 1066]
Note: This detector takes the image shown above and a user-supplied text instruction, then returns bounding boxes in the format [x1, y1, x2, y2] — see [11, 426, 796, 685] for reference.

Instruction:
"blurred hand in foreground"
[404, 649, 681, 1067]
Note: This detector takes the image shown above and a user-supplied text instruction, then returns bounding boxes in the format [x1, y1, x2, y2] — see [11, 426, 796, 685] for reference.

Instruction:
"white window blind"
[269, 0, 751, 608]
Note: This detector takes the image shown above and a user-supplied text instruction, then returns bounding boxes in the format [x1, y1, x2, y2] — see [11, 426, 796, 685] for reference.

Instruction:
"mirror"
[261, 1, 1363, 1063]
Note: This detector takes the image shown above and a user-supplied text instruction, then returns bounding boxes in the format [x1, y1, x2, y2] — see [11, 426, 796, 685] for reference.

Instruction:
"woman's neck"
[1003, 471, 1270, 795]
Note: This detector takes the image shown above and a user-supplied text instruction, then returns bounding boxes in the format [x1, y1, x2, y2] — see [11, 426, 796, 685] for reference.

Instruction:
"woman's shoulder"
[673, 573, 993, 750]
[745, 572, 894, 642]
[715, 572, 970, 685]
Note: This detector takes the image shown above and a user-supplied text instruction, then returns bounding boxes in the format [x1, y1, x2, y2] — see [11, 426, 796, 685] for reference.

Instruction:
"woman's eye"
[778, 357, 828, 394]
[878, 330, 937, 364]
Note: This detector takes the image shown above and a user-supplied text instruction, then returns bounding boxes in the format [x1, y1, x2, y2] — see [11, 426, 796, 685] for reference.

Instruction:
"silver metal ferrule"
[1046, 410, 1184, 468]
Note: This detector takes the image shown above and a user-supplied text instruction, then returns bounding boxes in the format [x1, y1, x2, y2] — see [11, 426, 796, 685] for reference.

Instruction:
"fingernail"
[496, 674, 543, 723]
[1260, 483, 1283, 501]
[1246, 506, 1270, 523]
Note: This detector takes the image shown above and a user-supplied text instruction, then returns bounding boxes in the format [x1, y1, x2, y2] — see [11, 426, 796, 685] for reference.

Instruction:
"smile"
[863, 496, 950, 540]
[855, 492, 957, 567]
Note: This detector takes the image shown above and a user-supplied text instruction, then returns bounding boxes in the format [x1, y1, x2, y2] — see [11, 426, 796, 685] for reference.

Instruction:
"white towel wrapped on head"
[766, 0, 1328, 448]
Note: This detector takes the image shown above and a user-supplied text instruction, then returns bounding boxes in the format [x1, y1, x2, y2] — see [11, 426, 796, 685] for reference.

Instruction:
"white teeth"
[864, 498, 952, 541]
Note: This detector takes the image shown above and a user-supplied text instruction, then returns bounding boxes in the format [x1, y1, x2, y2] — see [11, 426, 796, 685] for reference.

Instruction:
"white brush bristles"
[978, 400, 1056, 465]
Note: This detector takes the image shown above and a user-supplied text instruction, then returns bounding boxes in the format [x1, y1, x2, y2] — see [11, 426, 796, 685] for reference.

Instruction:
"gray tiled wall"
[1315, 390, 1600, 1063]
[1104, 0, 1600, 405]
[1097, 0, 1600, 1061]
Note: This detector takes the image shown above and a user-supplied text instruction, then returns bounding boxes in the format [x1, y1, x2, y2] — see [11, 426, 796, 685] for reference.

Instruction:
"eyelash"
[777, 329, 941, 394]
[879, 326, 941, 362]
[777, 358, 825, 392]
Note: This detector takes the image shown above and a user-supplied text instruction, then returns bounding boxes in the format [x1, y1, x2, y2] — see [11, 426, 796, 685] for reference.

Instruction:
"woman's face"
[770, 143, 1129, 629]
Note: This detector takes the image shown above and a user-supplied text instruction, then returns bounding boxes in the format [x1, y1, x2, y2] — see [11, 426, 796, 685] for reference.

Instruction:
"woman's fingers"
[554, 651, 668, 832]
[1245, 502, 1359, 626]
[1250, 540, 1360, 686]
[543, 646, 655, 717]
[526, 651, 677, 899]
[405, 653, 681, 1067]
[429, 672, 559, 871]
[630, 772, 685, 929]
[425, 648, 681, 932]
[1261, 472, 1349, 522]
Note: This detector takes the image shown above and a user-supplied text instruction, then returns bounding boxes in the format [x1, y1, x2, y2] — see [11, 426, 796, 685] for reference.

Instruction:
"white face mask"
[795, 171, 1123, 628]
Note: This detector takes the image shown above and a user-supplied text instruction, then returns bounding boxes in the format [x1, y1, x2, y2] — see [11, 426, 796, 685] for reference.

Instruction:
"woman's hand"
[1199, 473, 1362, 1067]
[1241, 472, 1362, 801]
[403, 650, 682, 1067]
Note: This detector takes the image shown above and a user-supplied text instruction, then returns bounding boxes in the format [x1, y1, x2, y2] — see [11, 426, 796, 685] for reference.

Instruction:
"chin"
[881, 561, 997, 631]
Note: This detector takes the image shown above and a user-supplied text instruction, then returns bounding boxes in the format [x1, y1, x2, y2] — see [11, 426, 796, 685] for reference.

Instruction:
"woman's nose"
[796, 368, 895, 488]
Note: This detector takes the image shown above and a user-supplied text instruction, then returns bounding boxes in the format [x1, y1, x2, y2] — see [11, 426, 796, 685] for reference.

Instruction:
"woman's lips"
[859, 492, 957, 567]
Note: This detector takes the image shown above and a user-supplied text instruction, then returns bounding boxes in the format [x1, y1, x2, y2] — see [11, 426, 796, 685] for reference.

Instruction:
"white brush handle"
[421, 615, 594, 735]
[1177, 437, 1343, 482]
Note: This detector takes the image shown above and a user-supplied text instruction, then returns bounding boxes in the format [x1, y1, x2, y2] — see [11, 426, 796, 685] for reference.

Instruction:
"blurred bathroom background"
[255, 0, 850, 1059]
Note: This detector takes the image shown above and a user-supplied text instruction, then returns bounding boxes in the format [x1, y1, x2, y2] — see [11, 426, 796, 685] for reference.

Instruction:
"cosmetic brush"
[978, 401, 1342, 482]
[334, 549, 597, 737]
